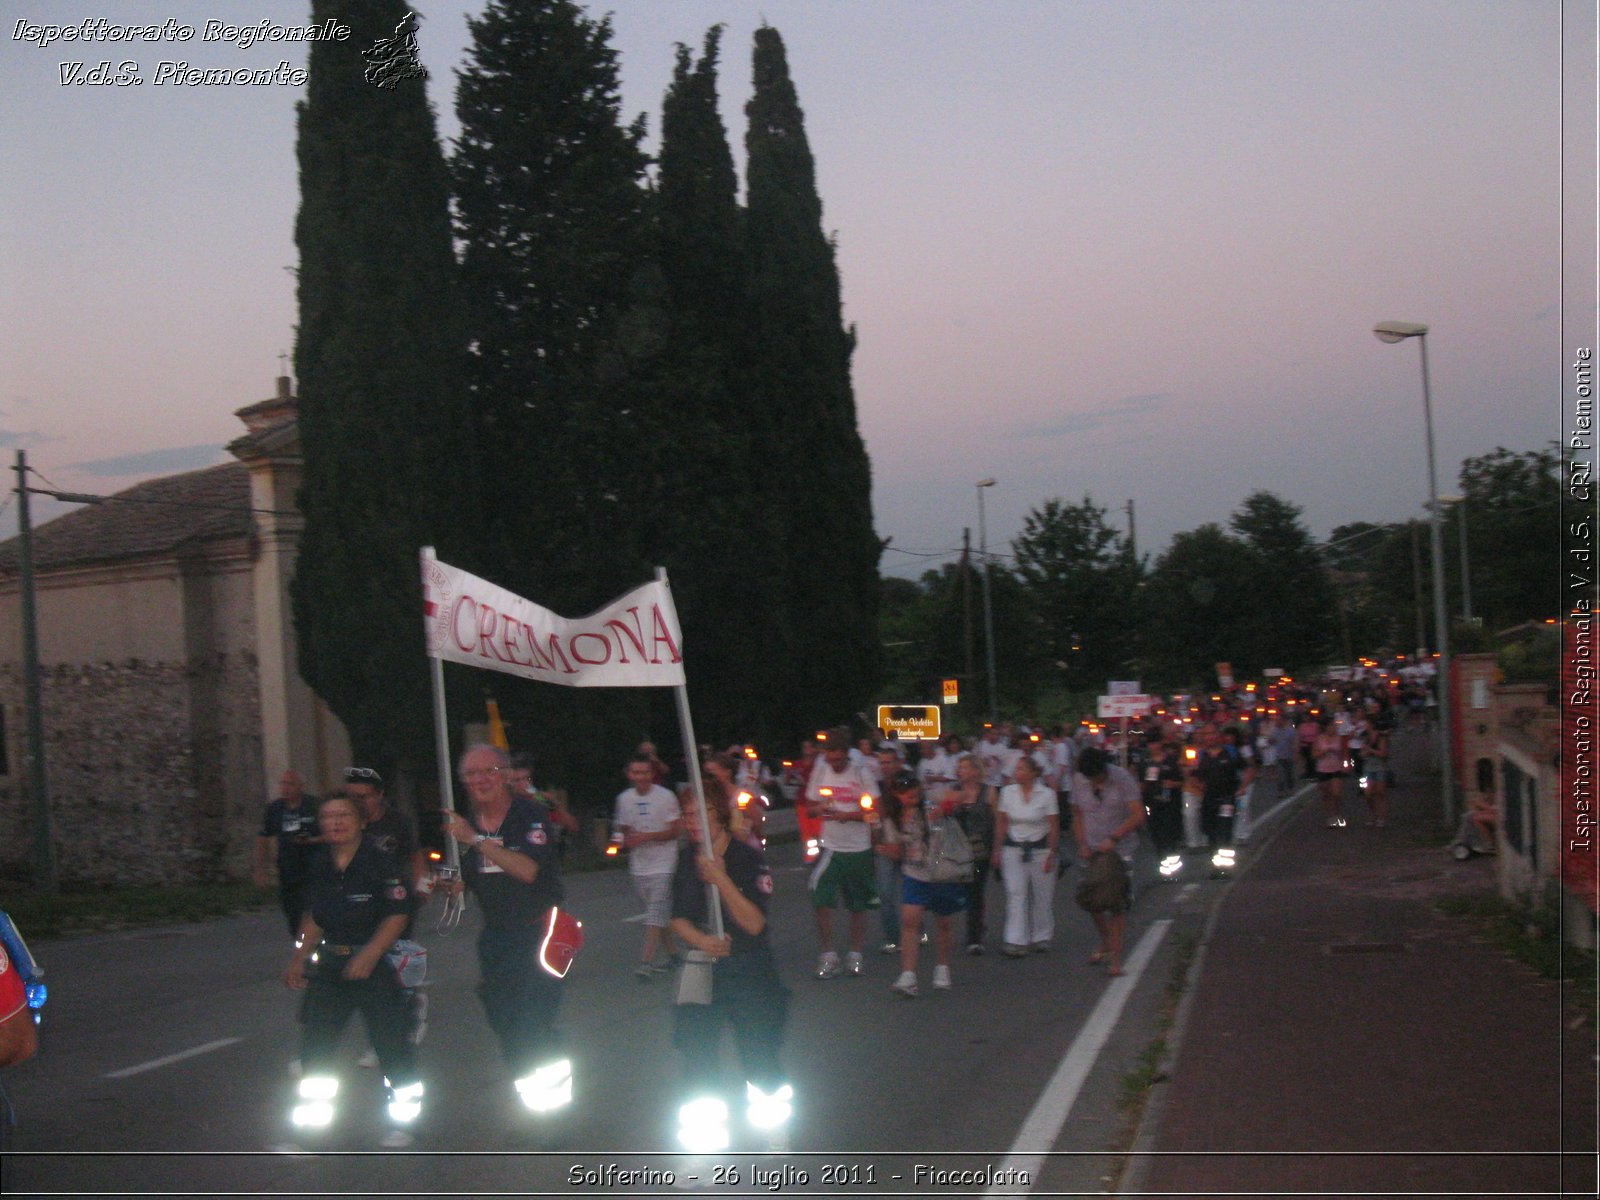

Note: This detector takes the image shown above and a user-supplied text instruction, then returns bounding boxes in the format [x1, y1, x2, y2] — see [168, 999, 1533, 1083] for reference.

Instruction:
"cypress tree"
[291, 0, 474, 774]
[651, 27, 773, 743]
[744, 25, 881, 732]
[452, 0, 659, 792]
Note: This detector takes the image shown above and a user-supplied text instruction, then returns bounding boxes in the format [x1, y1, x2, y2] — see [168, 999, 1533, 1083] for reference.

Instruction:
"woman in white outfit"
[990, 755, 1060, 956]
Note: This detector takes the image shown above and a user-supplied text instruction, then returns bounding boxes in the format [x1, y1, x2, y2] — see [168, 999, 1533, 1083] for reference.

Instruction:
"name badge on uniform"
[478, 835, 505, 873]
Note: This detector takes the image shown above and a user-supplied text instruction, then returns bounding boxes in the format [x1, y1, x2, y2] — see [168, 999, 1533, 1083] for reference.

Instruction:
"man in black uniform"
[443, 745, 571, 1118]
[254, 770, 321, 939]
[347, 768, 423, 907]
[1141, 737, 1186, 878]
[1187, 725, 1248, 875]
[346, 766, 427, 1058]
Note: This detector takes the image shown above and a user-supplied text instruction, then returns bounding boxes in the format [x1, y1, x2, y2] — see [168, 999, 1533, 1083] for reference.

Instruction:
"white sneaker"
[844, 951, 864, 977]
[932, 965, 952, 990]
[357, 1048, 380, 1069]
[815, 952, 841, 980]
[891, 970, 917, 998]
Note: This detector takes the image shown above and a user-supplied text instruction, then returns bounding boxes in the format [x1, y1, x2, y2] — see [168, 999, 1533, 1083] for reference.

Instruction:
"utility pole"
[14, 450, 55, 893]
[1409, 521, 1426, 660]
[961, 527, 973, 680]
[1125, 498, 1137, 561]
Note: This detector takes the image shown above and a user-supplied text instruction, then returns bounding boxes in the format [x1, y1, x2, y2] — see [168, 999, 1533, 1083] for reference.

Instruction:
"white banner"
[421, 551, 685, 688]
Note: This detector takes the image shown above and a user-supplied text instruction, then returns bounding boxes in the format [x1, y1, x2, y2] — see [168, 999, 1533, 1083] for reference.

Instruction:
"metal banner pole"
[422, 547, 464, 929]
[656, 568, 724, 942]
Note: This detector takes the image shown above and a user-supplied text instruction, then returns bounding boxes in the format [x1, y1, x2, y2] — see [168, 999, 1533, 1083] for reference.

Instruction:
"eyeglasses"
[462, 767, 501, 779]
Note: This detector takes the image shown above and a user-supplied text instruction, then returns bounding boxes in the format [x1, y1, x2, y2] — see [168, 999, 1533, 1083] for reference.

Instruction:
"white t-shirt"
[1051, 737, 1076, 782]
[916, 749, 957, 791]
[998, 782, 1059, 843]
[805, 761, 876, 853]
[612, 784, 681, 876]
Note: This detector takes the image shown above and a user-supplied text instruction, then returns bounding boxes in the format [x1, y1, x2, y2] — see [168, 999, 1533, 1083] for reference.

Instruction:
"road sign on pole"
[1097, 693, 1155, 719]
[942, 678, 959, 705]
[877, 705, 942, 741]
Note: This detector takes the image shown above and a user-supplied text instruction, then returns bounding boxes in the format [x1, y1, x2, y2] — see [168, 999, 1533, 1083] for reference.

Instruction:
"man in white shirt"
[975, 727, 1020, 789]
[613, 755, 682, 980]
[805, 727, 881, 979]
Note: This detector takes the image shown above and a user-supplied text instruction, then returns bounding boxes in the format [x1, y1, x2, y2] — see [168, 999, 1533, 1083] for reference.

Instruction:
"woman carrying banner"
[443, 744, 574, 1120]
[668, 777, 792, 1154]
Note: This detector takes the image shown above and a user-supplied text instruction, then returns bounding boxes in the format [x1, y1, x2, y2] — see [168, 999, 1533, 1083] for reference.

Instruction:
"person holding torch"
[804, 727, 881, 980]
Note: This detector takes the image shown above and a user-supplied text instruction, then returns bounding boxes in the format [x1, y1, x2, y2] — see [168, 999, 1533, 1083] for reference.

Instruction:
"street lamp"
[1373, 320, 1456, 826]
[1436, 494, 1474, 624]
[975, 478, 998, 723]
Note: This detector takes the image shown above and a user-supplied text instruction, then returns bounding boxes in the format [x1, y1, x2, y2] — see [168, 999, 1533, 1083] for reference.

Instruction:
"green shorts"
[808, 849, 880, 912]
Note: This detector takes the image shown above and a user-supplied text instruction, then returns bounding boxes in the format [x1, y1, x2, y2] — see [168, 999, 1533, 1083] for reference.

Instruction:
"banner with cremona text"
[421, 551, 684, 688]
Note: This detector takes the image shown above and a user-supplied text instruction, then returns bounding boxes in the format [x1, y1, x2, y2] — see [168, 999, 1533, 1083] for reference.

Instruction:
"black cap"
[889, 770, 919, 792]
[344, 766, 383, 787]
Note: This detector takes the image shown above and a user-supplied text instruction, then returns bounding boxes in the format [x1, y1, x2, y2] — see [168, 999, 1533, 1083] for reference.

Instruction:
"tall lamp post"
[976, 478, 998, 723]
[1373, 320, 1455, 826]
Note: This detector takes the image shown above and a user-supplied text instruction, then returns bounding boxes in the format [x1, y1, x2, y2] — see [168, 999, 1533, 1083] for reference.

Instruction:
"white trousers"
[1182, 791, 1205, 848]
[999, 844, 1056, 948]
[1232, 782, 1255, 842]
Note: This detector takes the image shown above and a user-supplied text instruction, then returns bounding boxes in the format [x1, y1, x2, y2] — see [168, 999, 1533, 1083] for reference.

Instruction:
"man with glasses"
[442, 745, 573, 1120]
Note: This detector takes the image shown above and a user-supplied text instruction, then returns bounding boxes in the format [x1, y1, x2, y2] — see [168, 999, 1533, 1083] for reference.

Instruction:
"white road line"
[986, 919, 1173, 1196]
[105, 1037, 242, 1080]
[1178, 883, 1199, 901]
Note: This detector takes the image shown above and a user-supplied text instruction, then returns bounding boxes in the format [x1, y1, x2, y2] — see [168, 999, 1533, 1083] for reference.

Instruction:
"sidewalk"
[1124, 730, 1596, 1197]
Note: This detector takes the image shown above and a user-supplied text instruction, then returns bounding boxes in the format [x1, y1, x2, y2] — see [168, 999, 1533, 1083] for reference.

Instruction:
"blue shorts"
[901, 877, 968, 916]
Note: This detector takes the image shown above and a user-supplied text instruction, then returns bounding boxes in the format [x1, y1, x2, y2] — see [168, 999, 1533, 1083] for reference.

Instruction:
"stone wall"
[0, 651, 263, 887]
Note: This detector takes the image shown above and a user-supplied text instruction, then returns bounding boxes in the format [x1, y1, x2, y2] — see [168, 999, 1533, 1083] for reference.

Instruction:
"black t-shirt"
[462, 796, 564, 935]
[261, 797, 321, 880]
[1142, 752, 1184, 804]
[364, 805, 417, 867]
[305, 840, 410, 947]
[1195, 749, 1241, 802]
[671, 837, 774, 959]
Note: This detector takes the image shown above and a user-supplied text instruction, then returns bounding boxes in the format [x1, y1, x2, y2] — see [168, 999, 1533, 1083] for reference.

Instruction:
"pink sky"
[1, 0, 1587, 578]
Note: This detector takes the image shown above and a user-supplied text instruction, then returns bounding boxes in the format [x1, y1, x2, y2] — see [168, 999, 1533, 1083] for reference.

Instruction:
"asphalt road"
[0, 809, 1272, 1198]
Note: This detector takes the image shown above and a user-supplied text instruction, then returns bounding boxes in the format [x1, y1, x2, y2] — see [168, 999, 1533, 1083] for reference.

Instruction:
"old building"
[0, 378, 349, 887]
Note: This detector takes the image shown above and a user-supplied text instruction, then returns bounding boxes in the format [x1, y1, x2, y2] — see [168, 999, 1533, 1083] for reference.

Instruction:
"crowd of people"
[251, 662, 1425, 1151]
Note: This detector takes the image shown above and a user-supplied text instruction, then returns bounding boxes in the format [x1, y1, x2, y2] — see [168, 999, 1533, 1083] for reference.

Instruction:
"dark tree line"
[881, 456, 1554, 722]
[292, 2, 879, 804]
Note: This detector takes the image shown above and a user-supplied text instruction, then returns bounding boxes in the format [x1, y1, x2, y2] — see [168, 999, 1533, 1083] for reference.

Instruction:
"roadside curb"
[1115, 780, 1316, 1195]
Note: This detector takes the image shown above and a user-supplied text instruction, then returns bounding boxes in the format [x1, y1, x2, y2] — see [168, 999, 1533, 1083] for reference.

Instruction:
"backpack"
[925, 814, 975, 884]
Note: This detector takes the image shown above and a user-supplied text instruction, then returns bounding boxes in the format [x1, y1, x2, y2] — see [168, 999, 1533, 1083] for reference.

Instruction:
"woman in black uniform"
[443, 744, 571, 1117]
[282, 792, 422, 1146]
[669, 778, 792, 1153]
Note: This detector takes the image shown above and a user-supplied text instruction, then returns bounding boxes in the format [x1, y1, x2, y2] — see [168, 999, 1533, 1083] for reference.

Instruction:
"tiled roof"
[0, 461, 253, 575]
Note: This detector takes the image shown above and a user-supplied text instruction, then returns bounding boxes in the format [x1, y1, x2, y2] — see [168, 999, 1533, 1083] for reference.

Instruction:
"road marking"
[1250, 781, 1315, 831]
[1178, 883, 1199, 901]
[986, 919, 1173, 1196]
[105, 1037, 241, 1080]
